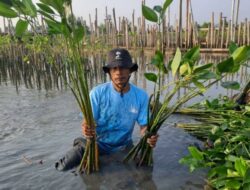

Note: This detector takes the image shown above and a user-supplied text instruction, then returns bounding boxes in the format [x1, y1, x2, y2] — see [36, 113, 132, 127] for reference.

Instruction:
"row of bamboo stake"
[0, 5, 250, 52]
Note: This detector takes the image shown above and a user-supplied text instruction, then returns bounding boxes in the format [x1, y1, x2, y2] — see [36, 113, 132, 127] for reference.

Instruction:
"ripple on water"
[0, 84, 207, 190]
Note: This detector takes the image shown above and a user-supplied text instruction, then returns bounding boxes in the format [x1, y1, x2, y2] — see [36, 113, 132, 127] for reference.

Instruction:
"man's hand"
[81, 121, 95, 138]
[140, 126, 159, 148]
[147, 134, 159, 148]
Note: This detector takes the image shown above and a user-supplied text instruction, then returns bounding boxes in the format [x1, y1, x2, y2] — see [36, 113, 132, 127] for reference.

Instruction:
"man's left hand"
[147, 134, 159, 148]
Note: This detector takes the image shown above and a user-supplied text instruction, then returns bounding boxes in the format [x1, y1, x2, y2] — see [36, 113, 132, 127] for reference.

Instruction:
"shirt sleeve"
[137, 92, 149, 127]
[89, 88, 99, 121]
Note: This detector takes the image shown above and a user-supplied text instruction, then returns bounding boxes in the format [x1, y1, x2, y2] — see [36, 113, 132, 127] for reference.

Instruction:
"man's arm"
[140, 126, 159, 148]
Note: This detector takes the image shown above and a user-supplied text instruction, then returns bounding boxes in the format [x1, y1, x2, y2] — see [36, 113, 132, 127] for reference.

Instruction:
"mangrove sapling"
[124, 0, 250, 167]
[179, 109, 250, 190]
[0, 0, 99, 174]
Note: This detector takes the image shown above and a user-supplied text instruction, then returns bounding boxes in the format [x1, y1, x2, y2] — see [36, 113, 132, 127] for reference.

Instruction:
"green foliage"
[0, 0, 98, 174]
[171, 48, 181, 77]
[22, 0, 37, 17]
[15, 19, 28, 37]
[221, 81, 240, 90]
[142, 5, 158, 23]
[144, 73, 158, 83]
[142, 0, 172, 24]
[0, 1, 18, 18]
[178, 96, 250, 189]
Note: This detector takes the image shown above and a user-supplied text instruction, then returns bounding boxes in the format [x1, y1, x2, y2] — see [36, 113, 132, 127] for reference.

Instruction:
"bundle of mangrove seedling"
[124, 0, 250, 167]
[0, 0, 99, 174]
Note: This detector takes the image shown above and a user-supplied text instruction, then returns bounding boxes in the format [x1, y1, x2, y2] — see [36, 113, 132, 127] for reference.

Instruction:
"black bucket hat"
[103, 48, 138, 73]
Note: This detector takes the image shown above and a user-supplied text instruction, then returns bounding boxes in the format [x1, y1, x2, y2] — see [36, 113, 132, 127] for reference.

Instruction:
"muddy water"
[0, 53, 249, 190]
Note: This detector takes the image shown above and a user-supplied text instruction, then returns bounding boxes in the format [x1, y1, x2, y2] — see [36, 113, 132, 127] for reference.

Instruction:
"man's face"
[109, 67, 131, 88]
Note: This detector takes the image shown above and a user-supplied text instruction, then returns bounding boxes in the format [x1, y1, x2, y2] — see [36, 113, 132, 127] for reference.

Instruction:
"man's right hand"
[81, 121, 95, 138]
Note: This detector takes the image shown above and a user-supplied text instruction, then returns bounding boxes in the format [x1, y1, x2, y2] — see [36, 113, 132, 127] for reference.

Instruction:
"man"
[56, 48, 158, 171]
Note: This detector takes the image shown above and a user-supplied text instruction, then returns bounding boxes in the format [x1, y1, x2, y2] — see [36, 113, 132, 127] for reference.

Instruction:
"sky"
[71, 0, 250, 25]
[0, 0, 250, 29]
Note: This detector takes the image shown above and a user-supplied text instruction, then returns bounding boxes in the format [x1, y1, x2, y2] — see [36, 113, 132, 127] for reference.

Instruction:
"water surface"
[0, 53, 249, 190]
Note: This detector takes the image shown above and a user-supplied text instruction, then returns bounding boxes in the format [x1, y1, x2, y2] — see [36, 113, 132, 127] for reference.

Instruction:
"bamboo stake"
[95, 8, 98, 37]
[221, 17, 226, 48]
[231, 0, 236, 41]
[235, 0, 240, 27]
[112, 8, 118, 47]
[226, 21, 231, 48]
[210, 12, 214, 48]
[243, 18, 247, 44]
[248, 21, 250, 45]
[141, 0, 146, 47]
[178, 0, 183, 47]
[185, 0, 189, 48]
[125, 19, 129, 49]
[237, 22, 242, 45]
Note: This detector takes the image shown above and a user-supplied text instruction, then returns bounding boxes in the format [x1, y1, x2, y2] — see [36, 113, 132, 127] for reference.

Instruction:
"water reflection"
[0, 51, 249, 97]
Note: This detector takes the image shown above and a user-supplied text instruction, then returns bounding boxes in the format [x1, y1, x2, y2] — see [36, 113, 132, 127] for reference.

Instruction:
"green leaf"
[180, 63, 189, 75]
[153, 5, 162, 13]
[144, 73, 158, 83]
[151, 50, 167, 73]
[229, 41, 238, 54]
[142, 5, 158, 23]
[188, 146, 204, 160]
[23, 0, 37, 17]
[221, 81, 240, 90]
[0, 2, 18, 18]
[45, 19, 63, 34]
[243, 169, 250, 184]
[171, 48, 181, 77]
[193, 63, 213, 74]
[163, 0, 173, 13]
[243, 183, 250, 190]
[37, 3, 55, 14]
[183, 46, 200, 63]
[73, 26, 85, 43]
[217, 57, 234, 73]
[192, 80, 206, 92]
[196, 71, 218, 80]
[40, 0, 64, 16]
[15, 19, 28, 37]
[232, 46, 250, 65]
[37, 10, 56, 21]
[152, 50, 164, 65]
[235, 157, 248, 177]
[225, 180, 241, 189]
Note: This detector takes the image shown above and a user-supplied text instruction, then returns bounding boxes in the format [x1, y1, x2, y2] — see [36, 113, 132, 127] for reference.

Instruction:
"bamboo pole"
[177, 0, 183, 47]
[221, 17, 226, 48]
[237, 22, 242, 45]
[118, 17, 121, 46]
[235, 0, 240, 26]
[167, 7, 170, 48]
[112, 8, 118, 47]
[231, 0, 236, 41]
[248, 21, 250, 45]
[125, 19, 129, 49]
[141, 0, 146, 47]
[210, 12, 214, 48]
[243, 18, 247, 44]
[185, 0, 190, 48]
[216, 13, 222, 48]
[95, 8, 98, 37]
[226, 20, 231, 48]
[162, 15, 166, 52]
